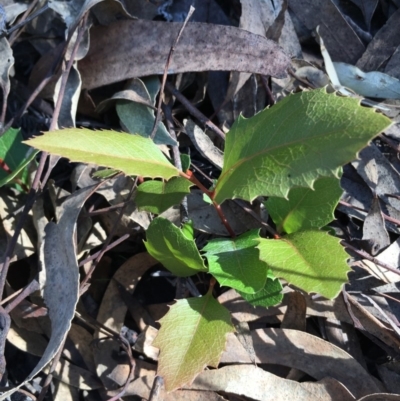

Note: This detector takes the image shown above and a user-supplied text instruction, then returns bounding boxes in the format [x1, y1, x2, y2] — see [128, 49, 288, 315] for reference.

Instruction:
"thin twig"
[78, 234, 130, 267]
[343, 241, 400, 276]
[150, 6, 195, 140]
[8, 0, 42, 45]
[79, 179, 138, 291]
[165, 81, 225, 140]
[3, 279, 40, 312]
[339, 200, 400, 226]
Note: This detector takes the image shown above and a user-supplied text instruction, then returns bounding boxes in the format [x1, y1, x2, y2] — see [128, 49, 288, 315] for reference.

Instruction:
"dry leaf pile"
[0, 0, 400, 400]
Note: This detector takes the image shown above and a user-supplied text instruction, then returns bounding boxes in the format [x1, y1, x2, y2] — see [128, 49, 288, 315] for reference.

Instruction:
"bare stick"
[150, 6, 195, 140]
[165, 81, 225, 140]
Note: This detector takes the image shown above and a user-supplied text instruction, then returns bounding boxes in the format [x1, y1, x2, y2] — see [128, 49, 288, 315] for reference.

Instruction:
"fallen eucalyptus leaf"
[79, 20, 290, 90]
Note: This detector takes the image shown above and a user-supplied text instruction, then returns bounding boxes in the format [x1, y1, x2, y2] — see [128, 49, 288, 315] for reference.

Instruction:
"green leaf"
[116, 77, 177, 146]
[238, 275, 283, 307]
[136, 177, 192, 214]
[213, 89, 391, 204]
[258, 230, 350, 299]
[24, 129, 179, 180]
[153, 289, 234, 391]
[181, 220, 195, 240]
[144, 217, 207, 277]
[180, 154, 191, 172]
[0, 148, 38, 189]
[203, 229, 267, 294]
[92, 168, 119, 178]
[266, 175, 343, 234]
[0, 128, 34, 187]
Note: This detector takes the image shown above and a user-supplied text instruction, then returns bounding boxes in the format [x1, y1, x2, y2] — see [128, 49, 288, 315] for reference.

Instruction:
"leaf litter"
[1, 0, 400, 400]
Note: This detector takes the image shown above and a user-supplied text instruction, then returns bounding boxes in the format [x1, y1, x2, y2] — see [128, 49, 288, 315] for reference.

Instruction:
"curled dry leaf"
[79, 20, 290, 90]
[249, 328, 380, 398]
[184, 119, 223, 169]
[187, 365, 355, 401]
[93, 252, 158, 390]
[0, 185, 98, 400]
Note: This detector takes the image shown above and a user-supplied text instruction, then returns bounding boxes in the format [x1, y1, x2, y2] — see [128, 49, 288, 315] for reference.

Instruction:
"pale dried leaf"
[362, 196, 390, 255]
[249, 328, 380, 398]
[187, 365, 355, 401]
[94, 253, 158, 389]
[184, 120, 223, 169]
[0, 185, 98, 400]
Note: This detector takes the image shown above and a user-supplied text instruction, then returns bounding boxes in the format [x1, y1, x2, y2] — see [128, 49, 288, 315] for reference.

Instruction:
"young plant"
[25, 88, 391, 391]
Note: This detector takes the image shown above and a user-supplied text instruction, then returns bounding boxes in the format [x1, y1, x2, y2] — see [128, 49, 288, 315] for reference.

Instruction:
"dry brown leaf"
[281, 291, 306, 331]
[79, 20, 290, 90]
[288, 0, 364, 64]
[357, 8, 400, 72]
[188, 190, 261, 235]
[187, 365, 355, 401]
[184, 119, 223, 169]
[0, 189, 35, 260]
[93, 252, 158, 390]
[362, 196, 390, 255]
[0, 37, 13, 126]
[0, 185, 99, 400]
[249, 328, 380, 398]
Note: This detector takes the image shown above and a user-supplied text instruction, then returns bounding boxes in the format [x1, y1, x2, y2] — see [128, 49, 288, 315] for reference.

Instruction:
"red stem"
[180, 170, 236, 238]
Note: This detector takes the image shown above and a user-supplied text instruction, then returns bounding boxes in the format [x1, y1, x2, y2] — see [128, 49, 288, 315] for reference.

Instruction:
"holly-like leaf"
[153, 289, 234, 391]
[144, 217, 207, 277]
[135, 177, 193, 214]
[266, 176, 343, 234]
[213, 89, 391, 204]
[0, 128, 35, 188]
[238, 274, 283, 307]
[203, 229, 267, 294]
[25, 129, 179, 179]
[258, 230, 350, 299]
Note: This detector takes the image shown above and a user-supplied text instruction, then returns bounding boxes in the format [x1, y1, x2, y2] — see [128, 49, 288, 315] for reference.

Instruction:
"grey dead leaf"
[184, 119, 223, 169]
[3, 2, 29, 25]
[79, 20, 290, 90]
[333, 62, 400, 99]
[249, 328, 380, 398]
[343, 294, 400, 352]
[281, 291, 306, 331]
[353, 144, 400, 216]
[186, 365, 355, 401]
[53, 63, 81, 129]
[224, 0, 265, 102]
[0, 37, 14, 128]
[362, 196, 390, 255]
[288, 0, 365, 64]
[94, 252, 158, 389]
[0, 185, 98, 400]
[323, 318, 367, 369]
[376, 364, 400, 394]
[0, 189, 35, 260]
[357, 7, 400, 72]
[349, 0, 379, 31]
[188, 190, 261, 235]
